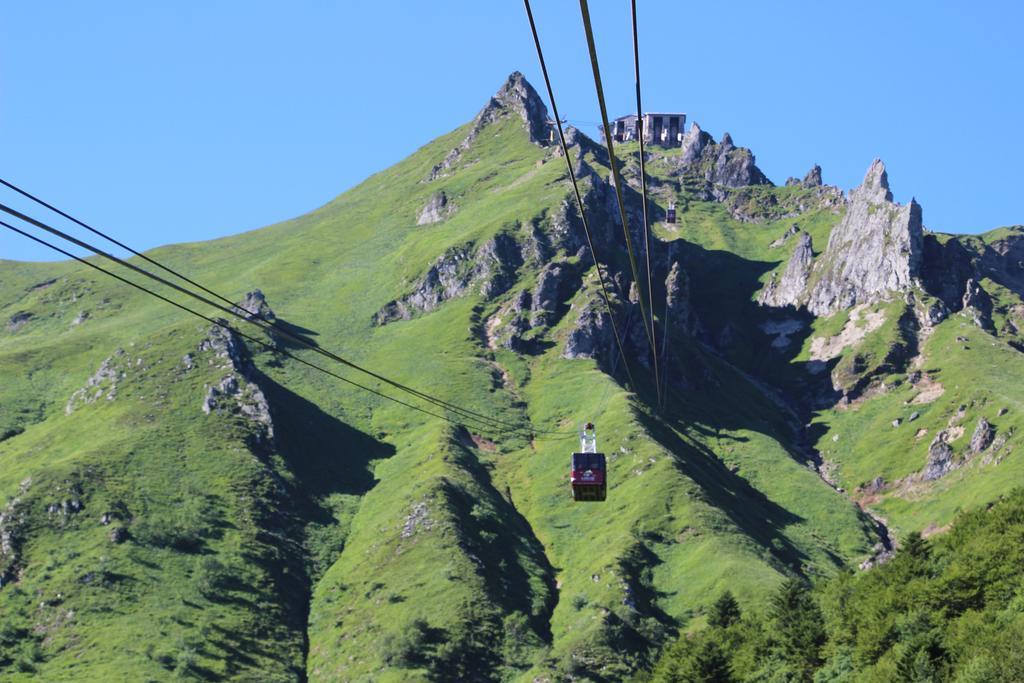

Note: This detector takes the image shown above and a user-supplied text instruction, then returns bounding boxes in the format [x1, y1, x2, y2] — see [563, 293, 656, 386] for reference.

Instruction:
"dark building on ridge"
[603, 112, 687, 147]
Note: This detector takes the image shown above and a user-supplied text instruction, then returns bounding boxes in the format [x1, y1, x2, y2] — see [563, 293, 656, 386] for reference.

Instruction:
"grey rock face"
[199, 323, 247, 368]
[531, 263, 568, 327]
[198, 322, 275, 448]
[66, 349, 127, 414]
[664, 261, 691, 332]
[232, 289, 276, 322]
[961, 278, 994, 330]
[377, 245, 474, 324]
[674, 122, 771, 188]
[923, 435, 954, 481]
[863, 476, 887, 494]
[769, 224, 801, 249]
[759, 232, 814, 308]
[374, 234, 523, 325]
[476, 233, 524, 299]
[969, 418, 994, 454]
[679, 122, 713, 166]
[428, 72, 549, 181]
[0, 495, 27, 587]
[978, 228, 1024, 296]
[417, 191, 453, 225]
[564, 300, 614, 360]
[805, 159, 923, 316]
[802, 165, 823, 187]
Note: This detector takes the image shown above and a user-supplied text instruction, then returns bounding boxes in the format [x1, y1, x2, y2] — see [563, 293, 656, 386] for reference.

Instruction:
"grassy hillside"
[1, 77, 1021, 681]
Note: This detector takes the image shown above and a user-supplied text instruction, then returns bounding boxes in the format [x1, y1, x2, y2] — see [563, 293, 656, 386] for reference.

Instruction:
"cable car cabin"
[571, 423, 606, 501]
[571, 452, 607, 501]
[666, 201, 677, 224]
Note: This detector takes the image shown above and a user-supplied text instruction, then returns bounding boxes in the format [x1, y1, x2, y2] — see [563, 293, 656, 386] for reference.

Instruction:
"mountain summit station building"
[602, 112, 687, 147]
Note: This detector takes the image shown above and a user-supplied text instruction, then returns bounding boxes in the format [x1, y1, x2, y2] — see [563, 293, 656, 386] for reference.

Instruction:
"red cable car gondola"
[571, 422, 606, 502]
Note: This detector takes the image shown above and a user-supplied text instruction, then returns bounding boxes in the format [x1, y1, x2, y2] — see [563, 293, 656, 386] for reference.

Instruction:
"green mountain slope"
[1, 72, 1022, 681]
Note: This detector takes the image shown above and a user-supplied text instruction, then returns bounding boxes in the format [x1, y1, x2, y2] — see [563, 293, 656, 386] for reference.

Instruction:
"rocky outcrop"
[759, 232, 814, 308]
[564, 298, 616, 361]
[921, 235, 976, 308]
[232, 289, 276, 322]
[0, 480, 30, 587]
[664, 260, 691, 333]
[969, 417, 994, 454]
[923, 435, 954, 481]
[979, 228, 1024, 295]
[66, 349, 127, 414]
[786, 165, 823, 188]
[477, 233, 524, 299]
[673, 124, 771, 189]
[485, 261, 577, 351]
[485, 291, 532, 352]
[769, 224, 800, 249]
[805, 159, 923, 316]
[375, 234, 524, 325]
[428, 72, 550, 181]
[531, 263, 570, 327]
[961, 278, 994, 330]
[417, 191, 454, 225]
[803, 165, 823, 187]
[198, 322, 274, 448]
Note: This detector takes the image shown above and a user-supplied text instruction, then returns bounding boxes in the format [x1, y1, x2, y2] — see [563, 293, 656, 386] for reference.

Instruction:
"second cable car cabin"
[571, 423, 606, 502]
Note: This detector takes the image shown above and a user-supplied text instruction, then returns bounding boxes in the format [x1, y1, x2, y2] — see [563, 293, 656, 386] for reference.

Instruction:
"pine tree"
[679, 640, 734, 683]
[708, 590, 742, 629]
[768, 578, 826, 681]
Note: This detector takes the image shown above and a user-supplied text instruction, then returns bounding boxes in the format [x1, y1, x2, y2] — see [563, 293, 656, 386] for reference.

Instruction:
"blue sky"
[2, 1, 1021, 261]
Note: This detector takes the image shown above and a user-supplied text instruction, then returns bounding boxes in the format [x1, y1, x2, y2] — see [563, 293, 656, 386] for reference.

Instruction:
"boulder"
[417, 191, 453, 225]
[232, 289, 276, 322]
[969, 417, 994, 454]
[923, 437, 954, 481]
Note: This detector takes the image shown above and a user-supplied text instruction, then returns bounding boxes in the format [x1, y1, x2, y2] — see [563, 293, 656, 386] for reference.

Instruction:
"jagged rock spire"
[803, 164, 823, 187]
[804, 159, 923, 315]
[427, 72, 551, 181]
[484, 71, 550, 145]
[857, 158, 894, 204]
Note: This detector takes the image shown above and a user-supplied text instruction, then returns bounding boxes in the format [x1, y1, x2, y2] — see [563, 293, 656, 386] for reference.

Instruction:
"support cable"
[629, 0, 662, 408]
[578, 0, 657, 362]
[0, 219, 472, 430]
[0, 201, 561, 437]
[0, 181, 549, 434]
[523, 0, 637, 392]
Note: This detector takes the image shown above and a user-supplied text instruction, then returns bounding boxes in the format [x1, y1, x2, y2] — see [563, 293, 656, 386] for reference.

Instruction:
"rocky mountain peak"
[427, 72, 550, 181]
[680, 122, 712, 165]
[483, 71, 550, 145]
[804, 164, 823, 187]
[857, 158, 894, 203]
[804, 159, 923, 315]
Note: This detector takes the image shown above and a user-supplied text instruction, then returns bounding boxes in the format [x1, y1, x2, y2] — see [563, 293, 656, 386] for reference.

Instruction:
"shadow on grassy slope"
[253, 368, 394, 504]
[638, 411, 811, 574]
